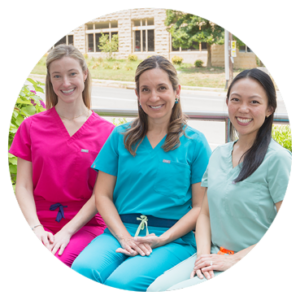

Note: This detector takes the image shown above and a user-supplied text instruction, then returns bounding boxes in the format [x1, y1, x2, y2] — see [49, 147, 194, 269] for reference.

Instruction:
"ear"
[135, 89, 139, 98]
[266, 106, 274, 117]
[176, 84, 181, 98]
[83, 70, 88, 81]
[226, 98, 229, 106]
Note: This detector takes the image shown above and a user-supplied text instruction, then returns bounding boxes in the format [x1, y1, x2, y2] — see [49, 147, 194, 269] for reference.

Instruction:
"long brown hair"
[45, 44, 91, 109]
[124, 55, 187, 156]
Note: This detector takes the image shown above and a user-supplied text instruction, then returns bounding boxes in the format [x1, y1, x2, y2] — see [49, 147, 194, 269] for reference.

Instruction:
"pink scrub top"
[9, 107, 115, 232]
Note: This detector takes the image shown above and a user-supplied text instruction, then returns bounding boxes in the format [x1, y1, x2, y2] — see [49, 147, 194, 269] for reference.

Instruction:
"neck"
[55, 100, 88, 119]
[147, 118, 170, 135]
[236, 132, 257, 152]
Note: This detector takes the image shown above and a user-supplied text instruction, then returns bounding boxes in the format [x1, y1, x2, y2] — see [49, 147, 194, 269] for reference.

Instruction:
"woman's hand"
[47, 229, 72, 256]
[116, 236, 152, 257]
[192, 254, 238, 279]
[134, 233, 163, 249]
[34, 226, 54, 248]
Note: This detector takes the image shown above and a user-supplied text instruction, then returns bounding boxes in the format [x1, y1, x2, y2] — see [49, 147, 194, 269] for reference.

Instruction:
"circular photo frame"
[1, 0, 299, 299]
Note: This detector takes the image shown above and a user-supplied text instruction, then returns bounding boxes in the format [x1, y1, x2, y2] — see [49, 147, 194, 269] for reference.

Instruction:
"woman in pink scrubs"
[9, 44, 115, 267]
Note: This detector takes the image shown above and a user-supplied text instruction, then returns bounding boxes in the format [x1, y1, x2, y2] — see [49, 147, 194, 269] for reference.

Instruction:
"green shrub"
[9, 79, 46, 191]
[171, 56, 183, 65]
[272, 125, 292, 152]
[102, 62, 111, 69]
[194, 60, 204, 68]
[113, 63, 120, 70]
[83, 53, 88, 59]
[112, 118, 127, 126]
[128, 54, 138, 61]
[98, 34, 119, 59]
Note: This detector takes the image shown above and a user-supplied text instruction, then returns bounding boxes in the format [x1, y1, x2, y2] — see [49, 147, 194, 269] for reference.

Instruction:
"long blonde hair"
[45, 44, 91, 109]
[124, 55, 187, 156]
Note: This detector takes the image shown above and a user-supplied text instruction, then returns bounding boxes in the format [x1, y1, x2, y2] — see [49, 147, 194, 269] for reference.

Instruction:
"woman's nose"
[62, 76, 71, 87]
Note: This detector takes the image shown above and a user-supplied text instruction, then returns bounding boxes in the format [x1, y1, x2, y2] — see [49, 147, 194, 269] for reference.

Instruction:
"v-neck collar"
[230, 140, 243, 170]
[51, 107, 93, 142]
[145, 134, 167, 150]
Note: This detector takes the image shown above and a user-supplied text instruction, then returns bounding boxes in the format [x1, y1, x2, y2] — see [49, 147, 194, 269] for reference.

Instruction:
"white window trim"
[86, 21, 118, 53]
[132, 19, 155, 53]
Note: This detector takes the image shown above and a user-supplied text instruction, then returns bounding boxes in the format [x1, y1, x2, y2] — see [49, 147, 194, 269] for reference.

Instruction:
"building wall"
[72, 8, 257, 69]
[211, 44, 257, 69]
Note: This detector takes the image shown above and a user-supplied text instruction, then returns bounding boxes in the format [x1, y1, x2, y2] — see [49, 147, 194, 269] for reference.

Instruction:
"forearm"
[60, 194, 98, 236]
[195, 212, 211, 256]
[15, 184, 40, 228]
[234, 244, 256, 262]
[96, 195, 131, 241]
[159, 206, 201, 246]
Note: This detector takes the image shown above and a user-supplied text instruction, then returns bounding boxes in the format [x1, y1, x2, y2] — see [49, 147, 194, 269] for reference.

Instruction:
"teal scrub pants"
[71, 224, 196, 292]
[147, 246, 223, 291]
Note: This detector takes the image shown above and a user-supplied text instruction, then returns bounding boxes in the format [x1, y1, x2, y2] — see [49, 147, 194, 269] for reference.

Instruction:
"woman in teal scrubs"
[147, 68, 292, 291]
[72, 56, 212, 291]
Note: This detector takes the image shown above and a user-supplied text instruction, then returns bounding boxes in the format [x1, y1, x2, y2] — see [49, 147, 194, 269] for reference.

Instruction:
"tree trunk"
[207, 44, 212, 68]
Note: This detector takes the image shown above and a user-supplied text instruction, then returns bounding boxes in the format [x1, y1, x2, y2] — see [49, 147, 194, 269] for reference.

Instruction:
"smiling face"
[49, 56, 87, 105]
[227, 77, 274, 141]
[135, 68, 181, 125]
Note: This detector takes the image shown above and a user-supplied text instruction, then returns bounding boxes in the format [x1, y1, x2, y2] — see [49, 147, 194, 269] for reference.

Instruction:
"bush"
[83, 53, 88, 59]
[113, 63, 120, 70]
[171, 56, 183, 65]
[112, 118, 127, 126]
[128, 54, 138, 61]
[102, 62, 111, 69]
[272, 125, 292, 152]
[194, 60, 204, 68]
[9, 79, 46, 191]
[98, 34, 119, 59]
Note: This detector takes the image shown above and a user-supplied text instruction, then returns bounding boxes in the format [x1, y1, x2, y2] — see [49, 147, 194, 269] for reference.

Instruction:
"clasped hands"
[190, 253, 237, 280]
[116, 233, 162, 257]
[34, 226, 71, 256]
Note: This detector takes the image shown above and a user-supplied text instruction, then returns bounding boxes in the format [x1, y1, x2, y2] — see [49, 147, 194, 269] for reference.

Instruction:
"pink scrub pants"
[44, 225, 104, 267]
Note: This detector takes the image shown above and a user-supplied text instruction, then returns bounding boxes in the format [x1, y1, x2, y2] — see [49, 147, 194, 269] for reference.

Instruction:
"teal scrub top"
[201, 139, 292, 252]
[92, 123, 212, 221]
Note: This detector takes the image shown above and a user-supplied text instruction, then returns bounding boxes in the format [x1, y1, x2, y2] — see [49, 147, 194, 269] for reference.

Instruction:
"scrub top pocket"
[154, 160, 191, 200]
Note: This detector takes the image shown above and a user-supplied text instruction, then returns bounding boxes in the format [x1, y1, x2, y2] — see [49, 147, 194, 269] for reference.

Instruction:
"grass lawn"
[31, 56, 246, 89]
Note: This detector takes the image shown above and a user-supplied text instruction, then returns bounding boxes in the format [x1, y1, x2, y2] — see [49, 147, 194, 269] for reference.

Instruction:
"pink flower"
[30, 90, 46, 108]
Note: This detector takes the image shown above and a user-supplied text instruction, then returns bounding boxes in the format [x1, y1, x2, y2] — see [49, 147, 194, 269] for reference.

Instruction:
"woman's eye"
[70, 72, 77, 76]
[53, 75, 60, 79]
[159, 86, 166, 91]
[231, 98, 239, 102]
[251, 100, 259, 104]
[141, 88, 148, 92]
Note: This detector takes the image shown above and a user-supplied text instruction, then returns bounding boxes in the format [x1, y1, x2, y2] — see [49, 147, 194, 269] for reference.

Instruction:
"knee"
[147, 276, 167, 292]
[71, 256, 103, 283]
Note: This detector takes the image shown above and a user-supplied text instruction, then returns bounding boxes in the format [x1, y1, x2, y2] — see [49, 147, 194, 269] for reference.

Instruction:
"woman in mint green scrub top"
[147, 68, 292, 291]
[72, 56, 212, 291]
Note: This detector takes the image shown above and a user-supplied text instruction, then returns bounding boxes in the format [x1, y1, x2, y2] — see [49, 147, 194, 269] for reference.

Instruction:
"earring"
[175, 98, 179, 104]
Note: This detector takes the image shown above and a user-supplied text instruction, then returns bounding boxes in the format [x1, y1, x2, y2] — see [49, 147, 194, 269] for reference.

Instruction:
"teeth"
[62, 88, 75, 94]
[150, 105, 163, 109]
[237, 118, 252, 123]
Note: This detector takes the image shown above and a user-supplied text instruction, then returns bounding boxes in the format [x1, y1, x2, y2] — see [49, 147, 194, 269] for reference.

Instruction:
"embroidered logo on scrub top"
[163, 159, 170, 164]
[81, 149, 89, 153]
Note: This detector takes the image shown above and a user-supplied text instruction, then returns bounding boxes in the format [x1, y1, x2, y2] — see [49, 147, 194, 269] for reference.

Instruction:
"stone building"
[55, 8, 257, 68]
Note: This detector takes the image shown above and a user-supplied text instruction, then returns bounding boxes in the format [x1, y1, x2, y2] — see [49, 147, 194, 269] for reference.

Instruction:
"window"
[54, 35, 74, 47]
[86, 21, 118, 52]
[133, 19, 155, 52]
[239, 45, 252, 53]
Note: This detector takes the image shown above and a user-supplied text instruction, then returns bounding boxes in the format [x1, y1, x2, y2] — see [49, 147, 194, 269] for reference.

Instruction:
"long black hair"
[227, 69, 277, 182]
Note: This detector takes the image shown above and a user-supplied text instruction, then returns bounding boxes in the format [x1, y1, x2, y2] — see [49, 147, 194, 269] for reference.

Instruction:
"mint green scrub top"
[201, 139, 292, 253]
[92, 123, 212, 247]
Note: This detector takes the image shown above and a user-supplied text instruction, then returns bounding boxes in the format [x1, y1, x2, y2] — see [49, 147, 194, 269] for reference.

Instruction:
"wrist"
[158, 232, 170, 247]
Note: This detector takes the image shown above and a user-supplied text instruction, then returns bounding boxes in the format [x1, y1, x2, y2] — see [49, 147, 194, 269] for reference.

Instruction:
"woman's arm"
[134, 183, 205, 249]
[15, 158, 54, 246]
[48, 193, 99, 255]
[197, 200, 283, 277]
[95, 170, 152, 256]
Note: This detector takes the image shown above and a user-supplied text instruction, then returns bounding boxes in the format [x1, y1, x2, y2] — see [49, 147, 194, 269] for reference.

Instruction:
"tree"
[165, 10, 224, 68]
[97, 33, 119, 59]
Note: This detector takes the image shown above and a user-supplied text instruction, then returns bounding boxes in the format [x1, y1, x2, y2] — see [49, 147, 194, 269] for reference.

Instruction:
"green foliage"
[272, 125, 292, 152]
[97, 34, 119, 59]
[128, 54, 138, 61]
[112, 118, 127, 126]
[171, 55, 183, 65]
[83, 53, 88, 59]
[165, 10, 224, 68]
[9, 79, 46, 190]
[194, 59, 204, 68]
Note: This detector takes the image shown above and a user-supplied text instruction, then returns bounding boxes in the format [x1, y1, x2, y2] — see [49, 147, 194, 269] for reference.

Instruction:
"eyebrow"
[230, 92, 262, 99]
[51, 69, 78, 74]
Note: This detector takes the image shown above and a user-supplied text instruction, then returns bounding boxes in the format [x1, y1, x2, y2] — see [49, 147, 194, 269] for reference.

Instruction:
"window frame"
[86, 21, 119, 53]
[132, 19, 155, 53]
